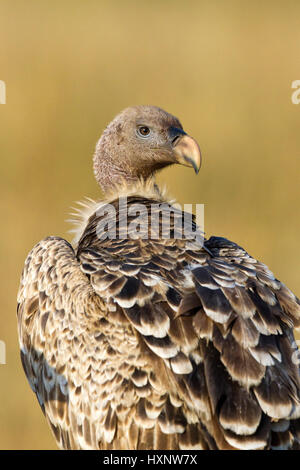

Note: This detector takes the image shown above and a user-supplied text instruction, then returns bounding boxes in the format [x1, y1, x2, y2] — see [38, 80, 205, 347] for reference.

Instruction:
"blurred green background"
[0, 0, 299, 449]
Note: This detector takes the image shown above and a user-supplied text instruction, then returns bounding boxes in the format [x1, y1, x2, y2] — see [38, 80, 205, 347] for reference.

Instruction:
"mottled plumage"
[17, 106, 300, 450]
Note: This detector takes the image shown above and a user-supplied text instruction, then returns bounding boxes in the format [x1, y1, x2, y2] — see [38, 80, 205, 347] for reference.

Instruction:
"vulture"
[17, 105, 300, 450]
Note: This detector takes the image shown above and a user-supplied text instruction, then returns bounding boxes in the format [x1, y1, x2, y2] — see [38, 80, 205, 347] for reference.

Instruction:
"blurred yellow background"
[0, 0, 299, 449]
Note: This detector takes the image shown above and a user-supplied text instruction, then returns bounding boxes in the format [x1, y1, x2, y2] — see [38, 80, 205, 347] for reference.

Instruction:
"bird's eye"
[137, 126, 151, 138]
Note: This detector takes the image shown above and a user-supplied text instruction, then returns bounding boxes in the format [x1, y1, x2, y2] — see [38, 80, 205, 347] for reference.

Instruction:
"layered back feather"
[17, 180, 300, 450]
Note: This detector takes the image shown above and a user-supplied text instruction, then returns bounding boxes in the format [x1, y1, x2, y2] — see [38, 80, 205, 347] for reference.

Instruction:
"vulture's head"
[93, 105, 201, 193]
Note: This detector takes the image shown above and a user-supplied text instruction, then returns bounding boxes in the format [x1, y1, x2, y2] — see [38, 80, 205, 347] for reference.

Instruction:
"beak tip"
[192, 160, 200, 174]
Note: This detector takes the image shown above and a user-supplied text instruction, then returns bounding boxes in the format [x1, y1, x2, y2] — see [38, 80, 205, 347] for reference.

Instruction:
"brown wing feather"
[77, 200, 300, 450]
[17, 237, 103, 449]
[18, 196, 300, 450]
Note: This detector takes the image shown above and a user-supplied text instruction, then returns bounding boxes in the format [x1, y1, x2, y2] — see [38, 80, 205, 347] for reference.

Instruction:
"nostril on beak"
[168, 127, 187, 146]
[171, 135, 180, 146]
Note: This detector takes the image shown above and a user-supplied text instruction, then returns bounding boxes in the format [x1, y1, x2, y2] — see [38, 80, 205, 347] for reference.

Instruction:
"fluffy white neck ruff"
[68, 178, 175, 247]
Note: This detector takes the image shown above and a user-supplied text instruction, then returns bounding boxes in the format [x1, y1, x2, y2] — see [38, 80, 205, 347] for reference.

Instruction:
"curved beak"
[169, 127, 202, 174]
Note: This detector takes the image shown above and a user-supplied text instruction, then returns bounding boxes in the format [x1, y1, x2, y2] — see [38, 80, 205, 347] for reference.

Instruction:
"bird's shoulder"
[17, 200, 300, 450]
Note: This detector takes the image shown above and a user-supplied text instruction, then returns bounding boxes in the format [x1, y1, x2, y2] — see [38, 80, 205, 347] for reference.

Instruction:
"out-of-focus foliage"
[0, 0, 299, 449]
